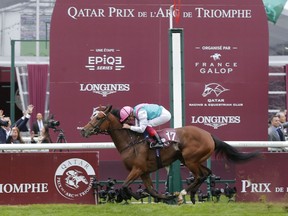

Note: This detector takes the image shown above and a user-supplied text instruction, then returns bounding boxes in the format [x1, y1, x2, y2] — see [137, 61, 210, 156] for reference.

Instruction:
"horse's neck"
[109, 128, 143, 153]
[108, 115, 144, 152]
[109, 129, 130, 148]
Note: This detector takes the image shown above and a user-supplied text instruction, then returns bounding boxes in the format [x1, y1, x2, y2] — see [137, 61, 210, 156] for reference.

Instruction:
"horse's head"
[81, 105, 113, 138]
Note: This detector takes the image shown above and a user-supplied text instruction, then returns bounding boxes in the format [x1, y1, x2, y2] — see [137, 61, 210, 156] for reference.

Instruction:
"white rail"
[0, 141, 288, 150]
[0, 142, 115, 150]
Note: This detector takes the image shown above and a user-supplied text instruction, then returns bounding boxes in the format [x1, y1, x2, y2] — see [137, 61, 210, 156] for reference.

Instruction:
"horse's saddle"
[158, 128, 180, 143]
[145, 128, 180, 145]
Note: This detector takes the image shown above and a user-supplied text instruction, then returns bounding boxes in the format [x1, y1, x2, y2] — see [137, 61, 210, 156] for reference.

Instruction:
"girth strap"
[155, 149, 163, 169]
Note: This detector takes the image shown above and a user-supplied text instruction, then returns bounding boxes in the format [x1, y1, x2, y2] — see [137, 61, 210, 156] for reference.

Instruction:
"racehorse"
[80, 105, 260, 204]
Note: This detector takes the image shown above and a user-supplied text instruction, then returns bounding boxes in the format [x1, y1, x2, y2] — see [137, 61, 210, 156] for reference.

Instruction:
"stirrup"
[150, 142, 163, 149]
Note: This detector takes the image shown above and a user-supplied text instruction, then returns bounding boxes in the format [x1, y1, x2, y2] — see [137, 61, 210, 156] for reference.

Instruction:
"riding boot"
[150, 133, 164, 149]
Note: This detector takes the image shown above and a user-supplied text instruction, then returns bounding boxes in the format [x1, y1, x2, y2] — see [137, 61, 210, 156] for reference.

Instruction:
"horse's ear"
[106, 105, 112, 112]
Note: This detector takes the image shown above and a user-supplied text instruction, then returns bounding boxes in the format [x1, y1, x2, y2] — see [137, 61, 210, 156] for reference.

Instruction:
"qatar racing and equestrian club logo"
[54, 158, 96, 200]
[202, 83, 229, 97]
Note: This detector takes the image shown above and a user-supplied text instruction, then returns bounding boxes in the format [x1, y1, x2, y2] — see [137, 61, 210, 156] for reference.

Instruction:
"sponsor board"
[0, 152, 99, 204]
[236, 153, 288, 202]
[50, 0, 268, 143]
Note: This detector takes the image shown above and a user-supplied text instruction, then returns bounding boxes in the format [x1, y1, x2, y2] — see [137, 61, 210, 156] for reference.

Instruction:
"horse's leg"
[178, 164, 211, 204]
[120, 167, 144, 200]
[140, 173, 169, 200]
[188, 165, 212, 203]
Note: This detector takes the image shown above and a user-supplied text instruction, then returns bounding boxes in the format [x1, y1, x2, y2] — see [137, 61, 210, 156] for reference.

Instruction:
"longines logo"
[191, 115, 241, 129]
[54, 158, 96, 200]
[85, 48, 125, 71]
[202, 83, 229, 97]
[80, 83, 130, 97]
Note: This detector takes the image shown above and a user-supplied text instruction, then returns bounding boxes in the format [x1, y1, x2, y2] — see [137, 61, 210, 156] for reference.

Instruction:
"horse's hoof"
[164, 192, 176, 200]
[180, 189, 187, 196]
[168, 195, 176, 200]
[177, 198, 184, 205]
[191, 198, 196, 204]
[173, 191, 180, 196]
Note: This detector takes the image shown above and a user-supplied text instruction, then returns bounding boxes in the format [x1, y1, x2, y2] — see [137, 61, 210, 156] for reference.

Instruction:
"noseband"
[89, 111, 111, 135]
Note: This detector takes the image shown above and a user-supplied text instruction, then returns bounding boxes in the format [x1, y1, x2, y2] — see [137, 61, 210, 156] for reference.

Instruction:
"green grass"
[0, 201, 288, 216]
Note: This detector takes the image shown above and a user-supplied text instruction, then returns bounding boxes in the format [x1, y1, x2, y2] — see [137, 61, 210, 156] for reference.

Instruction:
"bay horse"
[80, 105, 259, 204]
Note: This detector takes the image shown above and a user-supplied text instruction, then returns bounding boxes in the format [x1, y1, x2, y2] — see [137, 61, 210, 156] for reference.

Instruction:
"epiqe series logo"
[85, 48, 125, 71]
[54, 158, 96, 200]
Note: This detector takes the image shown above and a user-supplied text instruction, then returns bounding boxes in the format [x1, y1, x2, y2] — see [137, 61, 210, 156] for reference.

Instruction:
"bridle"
[88, 110, 111, 135]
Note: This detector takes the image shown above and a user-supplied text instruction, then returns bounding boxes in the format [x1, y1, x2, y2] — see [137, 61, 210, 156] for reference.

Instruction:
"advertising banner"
[50, 0, 268, 144]
[286, 65, 288, 109]
[183, 2, 269, 141]
[0, 152, 99, 205]
[236, 153, 288, 202]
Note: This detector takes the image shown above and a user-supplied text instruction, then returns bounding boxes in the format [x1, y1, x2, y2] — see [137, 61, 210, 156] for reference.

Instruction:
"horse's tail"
[212, 136, 260, 163]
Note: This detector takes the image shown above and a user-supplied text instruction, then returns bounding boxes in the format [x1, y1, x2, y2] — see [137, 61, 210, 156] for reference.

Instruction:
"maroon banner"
[286, 65, 288, 111]
[235, 153, 288, 202]
[0, 152, 99, 205]
[184, 2, 269, 141]
[50, 0, 268, 143]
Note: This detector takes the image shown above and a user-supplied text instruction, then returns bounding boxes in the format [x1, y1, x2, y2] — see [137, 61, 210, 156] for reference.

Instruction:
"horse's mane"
[111, 108, 121, 121]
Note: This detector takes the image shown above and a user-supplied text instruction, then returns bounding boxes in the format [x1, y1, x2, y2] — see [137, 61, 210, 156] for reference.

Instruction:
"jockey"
[120, 103, 171, 148]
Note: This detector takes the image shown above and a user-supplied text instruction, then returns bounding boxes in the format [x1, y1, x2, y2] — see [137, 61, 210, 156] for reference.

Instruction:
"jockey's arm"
[130, 109, 148, 133]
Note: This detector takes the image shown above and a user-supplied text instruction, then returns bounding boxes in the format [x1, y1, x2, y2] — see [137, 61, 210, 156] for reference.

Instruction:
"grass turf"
[1, 201, 288, 216]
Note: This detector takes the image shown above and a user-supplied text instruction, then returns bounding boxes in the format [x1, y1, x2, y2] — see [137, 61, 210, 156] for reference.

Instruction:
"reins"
[118, 129, 147, 154]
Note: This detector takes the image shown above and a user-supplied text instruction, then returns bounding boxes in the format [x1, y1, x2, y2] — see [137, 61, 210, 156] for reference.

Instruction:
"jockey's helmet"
[120, 106, 133, 122]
